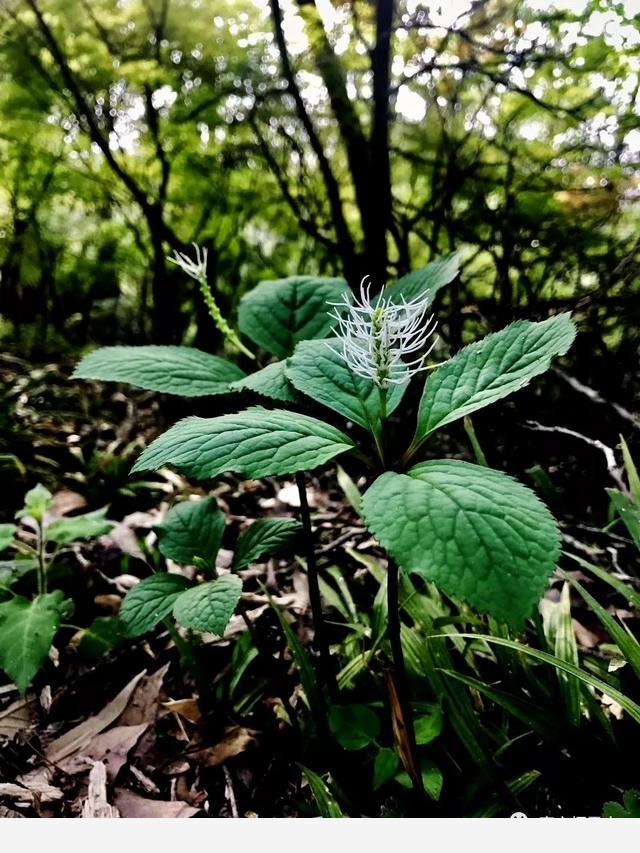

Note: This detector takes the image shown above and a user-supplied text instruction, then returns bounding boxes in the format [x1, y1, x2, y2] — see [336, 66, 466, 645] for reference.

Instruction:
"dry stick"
[295, 471, 337, 701]
[386, 557, 424, 798]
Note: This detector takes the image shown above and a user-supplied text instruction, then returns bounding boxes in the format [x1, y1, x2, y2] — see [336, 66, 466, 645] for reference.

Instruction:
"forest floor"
[1, 352, 639, 818]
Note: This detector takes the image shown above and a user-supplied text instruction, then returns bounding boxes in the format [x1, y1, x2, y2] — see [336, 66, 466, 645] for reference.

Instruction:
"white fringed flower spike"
[327, 277, 438, 389]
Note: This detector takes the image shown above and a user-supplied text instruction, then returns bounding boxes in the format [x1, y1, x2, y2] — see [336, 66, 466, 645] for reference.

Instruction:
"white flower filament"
[328, 278, 438, 389]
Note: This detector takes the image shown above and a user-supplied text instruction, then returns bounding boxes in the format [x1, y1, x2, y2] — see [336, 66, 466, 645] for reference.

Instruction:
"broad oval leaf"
[233, 518, 302, 569]
[73, 346, 245, 396]
[328, 704, 380, 750]
[0, 591, 66, 693]
[131, 407, 354, 479]
[413, 314, 576, 445]
[230, 360, 299, 403]
[120, 574, 193, 637]
[173, 574, 242, 635]
[46, 507, 114, 546]
[386, 253, 460, 305]
[286, 339, 407, 435]
[238, 276, 349, 359]
[361, 460, 560, 627]
[156, 497, 225, 566]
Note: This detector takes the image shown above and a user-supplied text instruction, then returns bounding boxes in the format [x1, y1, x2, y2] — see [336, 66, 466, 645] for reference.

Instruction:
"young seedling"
[0, 484, 114, 692]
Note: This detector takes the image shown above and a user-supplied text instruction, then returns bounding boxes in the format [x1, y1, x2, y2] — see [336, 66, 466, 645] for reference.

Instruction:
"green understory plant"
[74, 251, 577, 795]
[0, 483, 114, 691]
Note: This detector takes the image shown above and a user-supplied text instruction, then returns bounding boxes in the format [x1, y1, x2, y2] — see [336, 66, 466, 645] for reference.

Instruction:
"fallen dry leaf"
[113, 789, 199, 818]
[58, 723, 148, 782]
[46, 671, 146, 764]
[0, 805, 24, 818]
[11, 767, 63, 803]
[81, 762, 119, 818]
[0, 694, 37, 737]
[49, 490, 87, 518]
[162, 698, 202, 725]
[118, 664, 169, 726]
[190, 726, 258, 767]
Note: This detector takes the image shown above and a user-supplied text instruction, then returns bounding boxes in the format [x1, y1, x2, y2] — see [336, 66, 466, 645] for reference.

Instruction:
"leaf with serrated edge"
[120, 574, 193, 637]
[173, 574, 242, 635]
[155, 497, 225, 565]
[413, 314, 575, 446]
[233, 518, 302, 570]
[286, 339, 407, 434]
[238, 276, 349, 358]
[386, 253, 459, 305]
[131, 407, 354, 479]
[230, 360, 298, 403]
[73, 346, 245, 397]
[0, 592, 66, 693]
[362, 460, 560, 627]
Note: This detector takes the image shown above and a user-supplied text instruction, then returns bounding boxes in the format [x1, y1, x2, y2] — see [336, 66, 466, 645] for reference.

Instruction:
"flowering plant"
[74, 251, 576, 794]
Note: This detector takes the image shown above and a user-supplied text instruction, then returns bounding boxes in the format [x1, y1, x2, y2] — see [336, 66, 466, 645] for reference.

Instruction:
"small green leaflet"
[73, 346, 245, 396]
[362, 460, 560, 627]
[230, 360, 299, 403]
[120, 574, 193, 637]
[238, 276, 349, 359]
[155, 497, 225, 566]
[46, 507, 114, 545]
[16, 483, 52, 521]
[386, 253, 460, 305]
[173, 574, 242, 635]
[286, 339, 407, 435]
[412, 314, 576, 446]
[373, 748, 400, 790]
[0, 524, 16, 551]
[131, 407, 354, 479]
[0, 591, 66, 693]
[395, 760, 443, 801]
[328, 704, 380, 750]
[233, 518, 302, 570]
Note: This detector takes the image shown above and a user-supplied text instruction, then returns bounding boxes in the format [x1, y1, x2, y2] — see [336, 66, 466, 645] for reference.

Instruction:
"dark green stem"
[36, 522, 47, 596]
[386, 557, 424, 797]
[164, 618, 211, 706]
[295, 471, 337, 700]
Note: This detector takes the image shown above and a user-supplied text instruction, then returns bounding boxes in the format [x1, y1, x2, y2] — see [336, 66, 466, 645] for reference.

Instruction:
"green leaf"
[46, 507, 114, 545]
[386, 253, 460, 304]
[0, 559, 38, 589]
[77, 616, 126, 659]
[414, 705, 443, 745]
[131, 407, 354, 479]
[73, 346, 245, 396]
[620, 437, 640, 506]
[120, 574, 193, 637]
[238, 276, 349, 358]
[373, 748, 400, 790]
[412, 314, 576, 445]
[230, 360, 298, 403]
[16, 483, 52, 522]
[286, 339, 407, 434]
[0, 591, 65, 692]
[608, 489, 640, 549]
[603, 790, 640, 818]
[361, 460, 560, 627]
[172, 573, 242, 635]
[232, 518, 302, 570]
[155, 497, 225, 566]
[395, 760, 443, 801]
[298, 765, 345, 818]
[0, 524, 16, 552]
[328, 703, 380, 750]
